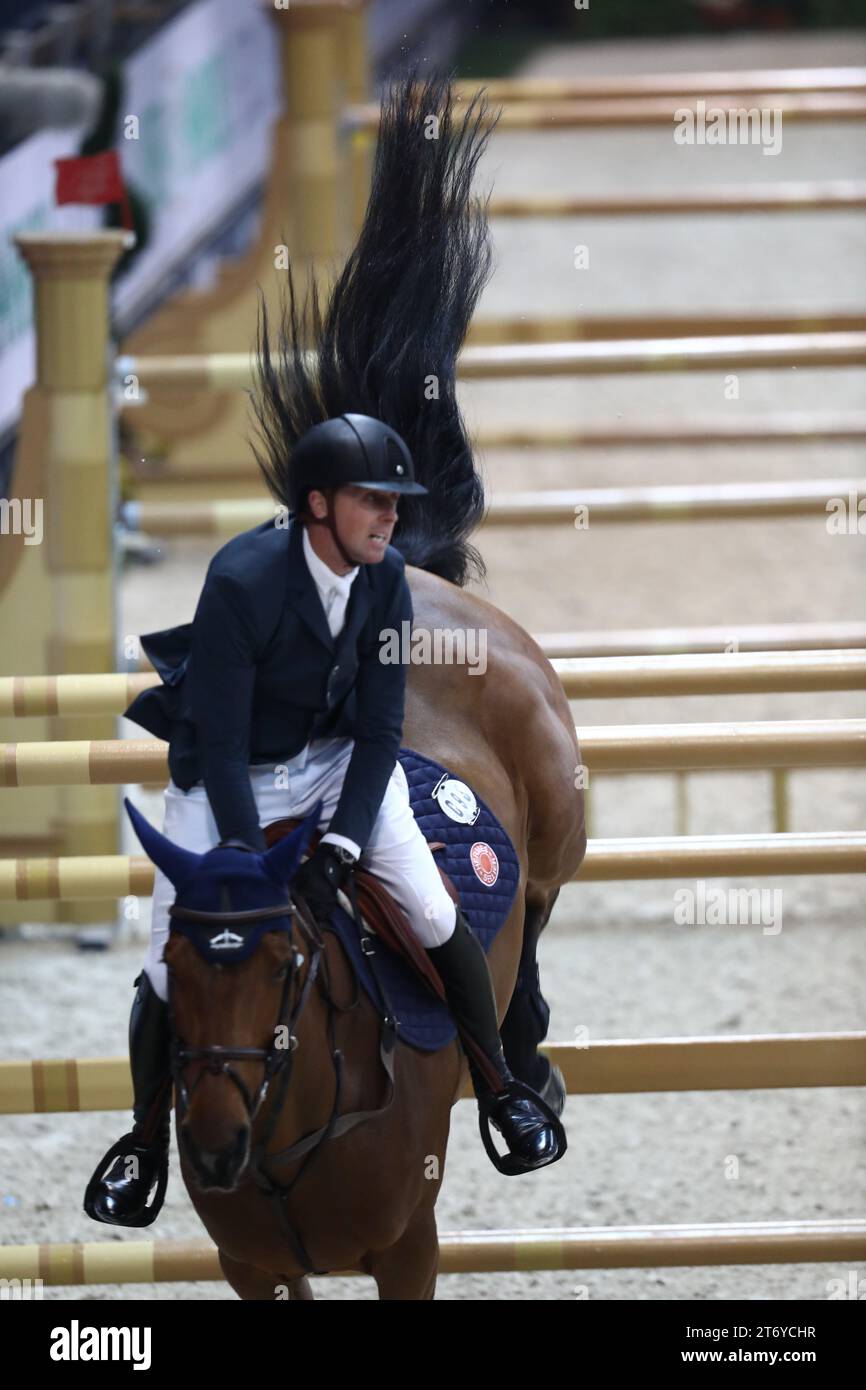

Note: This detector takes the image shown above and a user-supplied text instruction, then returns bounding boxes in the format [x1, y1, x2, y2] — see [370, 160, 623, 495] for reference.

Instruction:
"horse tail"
[247, 68, 500, 587]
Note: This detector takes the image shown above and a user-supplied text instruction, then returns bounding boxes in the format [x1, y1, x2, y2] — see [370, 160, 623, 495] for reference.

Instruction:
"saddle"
[263, 818, 503, 1093]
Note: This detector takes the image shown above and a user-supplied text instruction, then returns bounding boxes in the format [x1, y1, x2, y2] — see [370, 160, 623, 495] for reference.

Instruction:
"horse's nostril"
[230, 1127, 249, 1162]
[182, 1122, 250, 1190]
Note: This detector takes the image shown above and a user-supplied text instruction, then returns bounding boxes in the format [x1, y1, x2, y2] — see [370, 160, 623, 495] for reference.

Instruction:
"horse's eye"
[273, 963, 290, 982]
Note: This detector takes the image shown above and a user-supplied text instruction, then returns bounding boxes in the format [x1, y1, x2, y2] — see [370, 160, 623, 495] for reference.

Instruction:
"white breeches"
[143, 738, 458, 1001]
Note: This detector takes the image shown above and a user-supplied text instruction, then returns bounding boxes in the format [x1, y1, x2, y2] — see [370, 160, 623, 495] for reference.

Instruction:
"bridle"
[164, 851, 398, 1277]
[167, 895, 323, 1125]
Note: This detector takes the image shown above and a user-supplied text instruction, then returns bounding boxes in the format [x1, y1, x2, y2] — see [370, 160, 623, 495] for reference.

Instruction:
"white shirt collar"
[302, 523, 359, 599]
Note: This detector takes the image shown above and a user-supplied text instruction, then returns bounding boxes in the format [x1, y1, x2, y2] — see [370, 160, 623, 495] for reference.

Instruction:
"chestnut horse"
[131, 566, 585, 1300]
[126, 66, 589, 1298]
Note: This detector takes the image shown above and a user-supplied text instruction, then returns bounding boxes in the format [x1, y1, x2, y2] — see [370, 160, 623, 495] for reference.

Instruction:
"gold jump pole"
[576, 831, 866, 880]
[3, 1217, 866, 1281]
[3, 1218, 865, 1282]
[1, 833, 863, 904]
[2, 651, 865, 719]
[1, 723, 864, 785]
[473, 412, 866, 446]
[2, 1033, 865, 1114]
[554, 650, 866, 697]
[0, 672, 158, 718]
[344, 92, 866, 132]
[119, 331, 866, 389]
[453, 68, 866, 101]
[480, 478, 866, 527]
[465, 312, 866, 345]
[488, 182, 866, 217]
[535, 621, 866, 658]
[121, 477, 866, 536]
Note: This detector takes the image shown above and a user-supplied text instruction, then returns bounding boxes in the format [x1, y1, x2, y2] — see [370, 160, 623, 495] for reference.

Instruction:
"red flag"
[54, 151, 134, 232]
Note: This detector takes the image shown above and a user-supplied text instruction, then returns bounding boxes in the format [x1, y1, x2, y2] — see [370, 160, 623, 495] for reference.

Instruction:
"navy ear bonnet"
[169, 847, 296, 964]
[124, 796, 322, 964]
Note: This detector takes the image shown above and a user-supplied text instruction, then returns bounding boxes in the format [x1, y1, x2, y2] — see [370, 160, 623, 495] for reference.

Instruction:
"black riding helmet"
[288, 414, 428, 514]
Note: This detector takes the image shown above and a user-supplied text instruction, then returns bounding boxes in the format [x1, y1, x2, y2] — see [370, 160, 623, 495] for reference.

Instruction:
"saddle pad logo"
[470, 842, 499, 886]
[431, 775, 479, 825]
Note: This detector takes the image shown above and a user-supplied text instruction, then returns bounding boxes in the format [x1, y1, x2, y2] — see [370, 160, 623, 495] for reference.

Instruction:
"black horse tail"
[247, 68, 500, 587]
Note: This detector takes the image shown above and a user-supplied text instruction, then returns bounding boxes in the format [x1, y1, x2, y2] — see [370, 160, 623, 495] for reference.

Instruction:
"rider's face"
[330, 486, 400, 565]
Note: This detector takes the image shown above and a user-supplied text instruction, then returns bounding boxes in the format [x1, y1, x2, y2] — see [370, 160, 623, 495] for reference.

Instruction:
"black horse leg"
[500, 889, 559, 1092]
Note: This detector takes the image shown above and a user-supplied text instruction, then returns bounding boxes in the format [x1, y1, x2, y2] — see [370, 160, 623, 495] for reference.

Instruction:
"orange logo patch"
[470, 841, 499, 887]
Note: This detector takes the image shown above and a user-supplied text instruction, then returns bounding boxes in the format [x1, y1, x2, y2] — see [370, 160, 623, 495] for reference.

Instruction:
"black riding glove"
[293, 842, 357, 922]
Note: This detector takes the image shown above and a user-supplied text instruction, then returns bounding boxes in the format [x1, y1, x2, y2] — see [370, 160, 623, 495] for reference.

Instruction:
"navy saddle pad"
[326, 747, 520, 1051]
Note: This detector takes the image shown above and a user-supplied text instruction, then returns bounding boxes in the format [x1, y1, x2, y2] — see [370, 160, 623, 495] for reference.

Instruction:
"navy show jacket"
[124, 515, 413, 853]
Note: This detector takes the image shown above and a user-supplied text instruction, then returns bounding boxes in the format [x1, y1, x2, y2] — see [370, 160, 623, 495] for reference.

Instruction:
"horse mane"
[247, 68, 501, 588]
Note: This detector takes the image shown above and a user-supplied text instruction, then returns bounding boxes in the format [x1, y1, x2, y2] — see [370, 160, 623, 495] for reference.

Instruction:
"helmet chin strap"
[302, 489, 358, 570]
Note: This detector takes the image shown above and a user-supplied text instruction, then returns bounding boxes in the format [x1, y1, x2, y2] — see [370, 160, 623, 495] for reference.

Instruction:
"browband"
[169, 902, 294, 926]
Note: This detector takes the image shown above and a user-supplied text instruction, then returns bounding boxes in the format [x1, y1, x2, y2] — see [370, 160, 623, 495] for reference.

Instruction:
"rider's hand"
[293, 842, 356, 922]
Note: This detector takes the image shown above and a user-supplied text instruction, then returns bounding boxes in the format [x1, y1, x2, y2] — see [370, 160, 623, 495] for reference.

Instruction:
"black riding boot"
[426, 908, 565, 1174]
[83, 972, 172, 1226]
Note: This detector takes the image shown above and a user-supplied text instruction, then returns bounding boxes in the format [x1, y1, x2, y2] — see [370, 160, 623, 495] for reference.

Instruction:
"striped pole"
[2, 1219, 865, 1283]
[344, 92, 866, 134]
[472, 413, 866, 446]
[2, 651, 866, 721]
[488, 181, 866, 217]
[534, 621, 866, 658]
[1, 723, 865, 786]
[118, 332, 866, 391]
[465, 313, 866, 344]
[453, 69, 866, 100]
[1, 832, 863, 904]
[3, 1033, 865, 1114]
[119, 479, 866, 537]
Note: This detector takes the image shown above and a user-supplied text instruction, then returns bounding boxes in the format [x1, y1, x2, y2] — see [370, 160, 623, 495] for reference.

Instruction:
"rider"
[84, 413, 565, 1228]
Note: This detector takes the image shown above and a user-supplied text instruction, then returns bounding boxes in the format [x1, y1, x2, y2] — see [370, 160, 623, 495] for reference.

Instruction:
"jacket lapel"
[286, 516, 372, 654]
